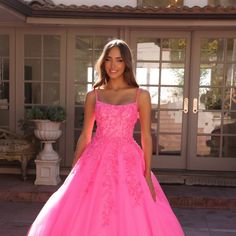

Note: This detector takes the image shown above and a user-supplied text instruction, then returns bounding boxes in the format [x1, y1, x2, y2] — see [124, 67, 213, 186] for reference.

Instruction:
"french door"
[130, 31, 191, 169]
[189, 31, 236, 171]
[131, 30, 236, 171]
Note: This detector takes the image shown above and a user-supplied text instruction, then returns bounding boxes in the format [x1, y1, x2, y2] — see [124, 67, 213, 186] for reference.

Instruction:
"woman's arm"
[138, 89, 156, 201]
[72, 90, 96, 167]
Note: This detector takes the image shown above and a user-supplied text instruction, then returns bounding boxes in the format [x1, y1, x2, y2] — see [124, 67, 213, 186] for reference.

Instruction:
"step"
[0, 174, 235, 210]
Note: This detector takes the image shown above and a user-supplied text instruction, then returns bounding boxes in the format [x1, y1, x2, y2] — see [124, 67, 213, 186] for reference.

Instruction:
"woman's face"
[104, 46, 126, 81]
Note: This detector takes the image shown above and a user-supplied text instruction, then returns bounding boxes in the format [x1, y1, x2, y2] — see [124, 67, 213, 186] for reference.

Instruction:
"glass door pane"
[190, 32, 236, 171]
[132, 32, 190, 169]
[74, 36, 112, 149]
[0, 35, 10, 129]
[24, 35, 61, 111]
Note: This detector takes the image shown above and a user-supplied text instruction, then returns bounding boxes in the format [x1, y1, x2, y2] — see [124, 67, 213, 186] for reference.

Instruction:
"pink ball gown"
[28, 90, 185, 236]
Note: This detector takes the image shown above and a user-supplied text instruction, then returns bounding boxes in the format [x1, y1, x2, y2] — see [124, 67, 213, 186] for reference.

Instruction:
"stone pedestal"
[34, 158, 61, 185]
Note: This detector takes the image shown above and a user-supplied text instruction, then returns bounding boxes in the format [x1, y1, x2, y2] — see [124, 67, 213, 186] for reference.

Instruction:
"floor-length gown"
[28, 89, 185, 236]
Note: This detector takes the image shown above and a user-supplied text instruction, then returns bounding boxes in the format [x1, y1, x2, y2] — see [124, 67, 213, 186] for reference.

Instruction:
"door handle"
[180, 98, 188, 114]
[193, 98, 203, 114]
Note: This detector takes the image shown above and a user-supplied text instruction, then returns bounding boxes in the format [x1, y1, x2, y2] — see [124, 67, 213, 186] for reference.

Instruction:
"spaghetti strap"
[94, 88, 98, 101]
[136, 88, 140, 104]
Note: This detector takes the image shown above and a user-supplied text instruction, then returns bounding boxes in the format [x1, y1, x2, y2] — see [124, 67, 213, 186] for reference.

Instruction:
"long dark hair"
[93, 39, 139, 88]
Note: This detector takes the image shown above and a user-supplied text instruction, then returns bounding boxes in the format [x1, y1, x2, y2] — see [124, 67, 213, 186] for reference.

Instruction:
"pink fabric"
[28, 98, 184, 236]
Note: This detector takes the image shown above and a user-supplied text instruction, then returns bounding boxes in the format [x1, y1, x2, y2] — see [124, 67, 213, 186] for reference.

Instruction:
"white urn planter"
[33, 120, 63, 186]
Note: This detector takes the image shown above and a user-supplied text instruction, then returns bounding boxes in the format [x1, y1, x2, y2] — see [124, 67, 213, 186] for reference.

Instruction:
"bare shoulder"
[138, 88, 151, 105]
[85, 90, 96, 104]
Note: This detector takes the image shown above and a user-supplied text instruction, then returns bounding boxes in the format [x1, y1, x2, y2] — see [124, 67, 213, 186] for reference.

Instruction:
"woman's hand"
[145, 175, 156, 202]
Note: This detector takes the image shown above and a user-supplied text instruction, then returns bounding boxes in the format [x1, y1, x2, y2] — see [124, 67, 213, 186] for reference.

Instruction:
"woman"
[28, 39, 184, 236]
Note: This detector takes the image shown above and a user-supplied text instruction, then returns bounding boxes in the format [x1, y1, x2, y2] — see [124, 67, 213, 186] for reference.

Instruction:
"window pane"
[159, 134, 181, 155]
[75, 36, 92, 60]
[2, 58, 9, 81]
[0, 109, 9, 127]
[161, 63, 184, 85]
[44, 35, 60, 57]
[74, 106, 84, 129]
[43, 59, 60, 81]
[0, 82, 9, 101]
[162, 39, 186, 61]
[136, 62, 159, 85]
[137, 38, 160, 61]
[222, 136, 236, 157]
[223, 117, 236, 134]
[159, 110, 182, 133]
[24, 83, 41, 104]
[198, 135, 220, 157]
[43, 83, 59, 105]
[160, 87, 183, 108]
[200, 63, 224, 86]
[224, 88, 236, 111]
[25, 59, 41, 81]
[24, 35, 41, 57]
[75, 84, 89, 105]
[199, 88, 222, 110]
[198, 111, 221, 134]
[227, 39, 236, 62]
[0, 35, 9, 57]
[225, 64, 236, 86]
[200, 39, 224, 62]
[75, 59, 92, 83]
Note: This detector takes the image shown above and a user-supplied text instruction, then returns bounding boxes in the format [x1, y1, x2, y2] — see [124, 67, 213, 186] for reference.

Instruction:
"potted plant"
[26, 105, 66, 185]
[26, 105, 66, 157]
[26, 106, 66, 132]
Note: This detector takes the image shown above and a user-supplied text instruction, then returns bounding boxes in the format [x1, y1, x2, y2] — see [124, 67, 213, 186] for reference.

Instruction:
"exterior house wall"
[0, 1, 236, 176]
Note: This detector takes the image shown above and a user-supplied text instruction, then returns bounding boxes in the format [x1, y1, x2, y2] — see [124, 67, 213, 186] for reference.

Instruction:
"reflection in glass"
[75, 84, 88, 105]
[159, 134, 181, 155]
[159, 110, 182, 133]
[94, 36, 111, 54]
[160, 87, 183, 108]
[24, 35, 41, 57]
[94, 49, 104, 61]
[198, 111, 221, 134]
[74, 106, 84, 129]
[199, 87, 222, 110]
[200, 38, 224, 62]
[199, 63, 224, 86]
[75, 59, 92, 83]
[136, 62, 159, 85]
[222, 135, 236, 157]
[24, 59, 41, 81]
[0, 82, 9, 101]
[75, 37, 92, 60]
[137, 38, 160, 61]
[198, 135, 219, 157]
[0, 35, 9, 57]
[225, 64, 236, 86]
[227, 39, 236, 62]
[161, 63, 184, 85]
[44, 35, 60, 57]
[43, 59, 60, 81]
[24, 83, 41, 104]
[0, 109, 9, 127]
[224, 88, 236, 111]
[2, 58, 9, 81]
[162, 39, 186, 61]
[43, 83, 59, 105]
[140, 86, 158, 105]
[223, 113, 236, 135]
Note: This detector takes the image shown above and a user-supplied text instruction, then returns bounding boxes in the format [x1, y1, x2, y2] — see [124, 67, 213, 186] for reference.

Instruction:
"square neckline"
[95, 88, 139, 106]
